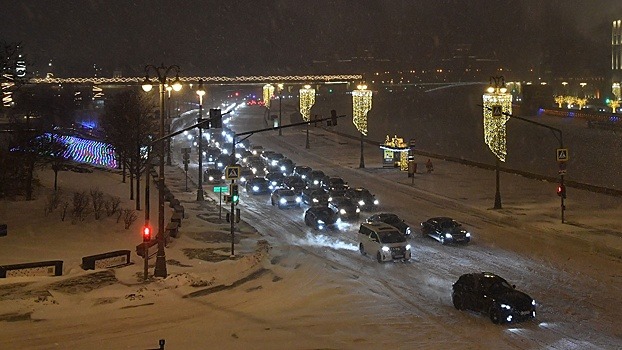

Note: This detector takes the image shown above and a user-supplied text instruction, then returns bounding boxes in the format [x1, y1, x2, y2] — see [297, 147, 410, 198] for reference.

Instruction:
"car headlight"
[222, 149, 228, 155]
[240, 176, 246, 182]
[328, 197, 332, 201]
[373, 199, 379, 205]
[279, 198, 286, 204]
[405, 244, 411, 250]
[208, 176, 214, 181]
[252, 150, 257, 155]
[532, 300, 536, 306]
[301, 175, 306, 179]
[295, 197, 301, 203]
[355, 208, 360, 213]
[317, 220, 325, 224]
[312, 198, 319, 203]
[406, 227, 412, 235]
[506, 315, 513, 322]
[271, 160, 278, 166]
[252, 186, 259, 192]
[500, 304, 511, 310]
[217, 162, 223, 168]
[280, 166, 286, 171]
[251, 168, 257, 174]
[358, 200, 365, 206]
[381, 246, 390, 252]
[445, 233, 453, 239]
[313, 180, 319, 185]
[339, 209, 346, 215]
[271, 181, 277, 186]
[466, 232, 471, 238]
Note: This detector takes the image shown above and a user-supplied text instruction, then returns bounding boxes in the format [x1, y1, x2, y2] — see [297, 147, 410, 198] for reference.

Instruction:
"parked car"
[283, 176, 306, 194]
[452, 272, 536, 324]
[366, 213, 411, 236]
[345, 187, 379, 211]
[238, 167, 254, 184]
[301, 188, 330, 206]
[306, 170, 328, 189]
[278, 158, 295, 176]
[245, 177, 271, 195]
[270, 188, 301, 208]
[266, 172, 285, 190]
[420, 217, 471, 245]
[293, 165, 313, 180]
[304, 206, 339, 230]
[323, 176, 349, 192]
[203, 168, 225, 184]
[328, 196, 360, 220]
[358, 222, 411, 262]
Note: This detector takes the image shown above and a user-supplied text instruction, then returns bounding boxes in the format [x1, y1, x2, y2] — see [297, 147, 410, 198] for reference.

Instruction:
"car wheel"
[271, 199, 275, 206]
[359, 243, 366, 255]
[452, 294, 464, 310]
[489, 305, 502, 324]
[376, 252, 383, 263]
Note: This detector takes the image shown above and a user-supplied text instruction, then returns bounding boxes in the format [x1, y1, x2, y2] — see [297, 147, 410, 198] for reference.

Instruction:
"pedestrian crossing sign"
[225, 165, 241, 180]
[556, 148, 569, 162]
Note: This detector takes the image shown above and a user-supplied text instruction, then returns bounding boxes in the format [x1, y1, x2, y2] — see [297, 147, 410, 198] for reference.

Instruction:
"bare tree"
[71, 191, 90, 223]
[101, 89, 157, 209]
[122, 209, 138, 229]
[90, 188, 105, 220]
[105, 195, 122, 217]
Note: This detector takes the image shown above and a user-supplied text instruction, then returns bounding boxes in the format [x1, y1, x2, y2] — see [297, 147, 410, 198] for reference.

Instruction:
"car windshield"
[440, 220, 460, 229]
[379, 231, 406, 243]
[279, 190, 295, 196]
[384, 215, 400, 224]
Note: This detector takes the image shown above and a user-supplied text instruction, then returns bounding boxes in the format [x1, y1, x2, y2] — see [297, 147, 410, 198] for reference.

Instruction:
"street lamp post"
[196, 81, 206, 201]
[142, 64, 182, 278]
[166, 83, 173, 166]
[352, 84, 373, 169]
[278, 84, 284, 136]
[482, 76, 512, 210]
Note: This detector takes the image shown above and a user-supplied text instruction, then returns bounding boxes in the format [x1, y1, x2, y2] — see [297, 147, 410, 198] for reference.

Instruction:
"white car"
[358, 222, 411, 263]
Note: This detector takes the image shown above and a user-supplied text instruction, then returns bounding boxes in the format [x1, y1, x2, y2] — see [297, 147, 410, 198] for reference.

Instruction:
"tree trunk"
[129, 170, 134, 200]
[53, 168, 59, 191]
[121, 156, 126, 183]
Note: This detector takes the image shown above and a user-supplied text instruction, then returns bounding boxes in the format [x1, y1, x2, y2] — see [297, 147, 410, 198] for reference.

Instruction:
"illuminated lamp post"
[579, 82, 587, 99]
[299, 84, 315, 149]
[482, 76, 512, 210]
[277, 83, 284, 136]
[352, 84, 373, 168]
[263, 84, 274, 109]
[141, 64, 182, 278]
[613, 83, 621, 101]
[196, 81, 206, 201]
[165, 83, 173, 166]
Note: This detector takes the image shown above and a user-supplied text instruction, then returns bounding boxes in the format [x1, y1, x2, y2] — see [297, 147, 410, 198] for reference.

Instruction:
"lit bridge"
[29, 74, 364, 86]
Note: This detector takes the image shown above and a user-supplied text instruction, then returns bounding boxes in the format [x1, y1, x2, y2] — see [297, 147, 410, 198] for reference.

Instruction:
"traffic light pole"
[230, 138, 236, 258]
[479, 105, 565, 222]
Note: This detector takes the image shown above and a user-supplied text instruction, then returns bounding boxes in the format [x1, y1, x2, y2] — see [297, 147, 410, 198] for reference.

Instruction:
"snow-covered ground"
[1, 103, 621, 349]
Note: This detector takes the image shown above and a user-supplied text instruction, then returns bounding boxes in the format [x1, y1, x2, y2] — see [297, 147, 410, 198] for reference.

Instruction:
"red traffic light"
[556, 184, 566, 198]
[142, 226, 152, 242]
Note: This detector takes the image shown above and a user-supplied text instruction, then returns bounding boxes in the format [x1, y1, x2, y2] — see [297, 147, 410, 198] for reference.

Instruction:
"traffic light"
[330, 109, 338, 126]
[142, 225, 152, 242]
[556, 184, 566, 198]
[231, 184, 239, 204]
[210, 108, 222, 129]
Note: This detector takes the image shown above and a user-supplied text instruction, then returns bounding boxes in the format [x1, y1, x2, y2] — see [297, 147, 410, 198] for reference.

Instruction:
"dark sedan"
[306, 170, 327, 189]
[245, 177, 271, 195]
[420, 217, 471, 244]
[304, 206, 339, 230]
[346, 187, 379, 211]
[328, 196, 360, 220]
[301, 188, 330, 206]
[203, 168, 224, 184]
[366, 213, 411, 236]
[283, 176, 306, 194]
[452, 272, 536, 324]
[293, 165, 313, 180]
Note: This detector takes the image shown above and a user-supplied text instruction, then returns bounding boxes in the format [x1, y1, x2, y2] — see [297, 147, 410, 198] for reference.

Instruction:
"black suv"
[452, 272, 536, 324]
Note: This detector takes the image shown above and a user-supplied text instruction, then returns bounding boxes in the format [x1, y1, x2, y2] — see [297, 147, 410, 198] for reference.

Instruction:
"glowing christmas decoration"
[2, 74, 15, 107]
[262, 84, 274, 109]
[40, 133, 118, 168]
[482, 79, 512, 162]
[575, 98, 587, 109]
[608, 99, 620, 112]
[612, 83, 621, 100]
[352, 84, 373, 136]
[563, 96, 576, 108]
[299, 85, 315, 122]
[554, 96, 564, 108]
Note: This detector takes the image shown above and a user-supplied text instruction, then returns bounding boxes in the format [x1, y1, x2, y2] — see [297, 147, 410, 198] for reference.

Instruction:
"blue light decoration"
[43, 133, 117, 168]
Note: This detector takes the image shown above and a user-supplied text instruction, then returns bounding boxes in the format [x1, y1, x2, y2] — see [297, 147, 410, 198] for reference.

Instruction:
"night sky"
[1, 0, 621, 77]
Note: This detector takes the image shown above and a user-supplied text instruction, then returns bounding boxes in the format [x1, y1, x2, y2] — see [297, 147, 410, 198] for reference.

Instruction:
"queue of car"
[204, 133, 534, 325]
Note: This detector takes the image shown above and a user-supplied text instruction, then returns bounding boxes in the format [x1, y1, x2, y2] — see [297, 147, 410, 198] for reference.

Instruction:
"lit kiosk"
[482, 76, 512, 210]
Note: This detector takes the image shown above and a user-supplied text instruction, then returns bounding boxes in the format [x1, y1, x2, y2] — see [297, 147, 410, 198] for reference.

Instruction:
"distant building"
[613, 19, 622, 99]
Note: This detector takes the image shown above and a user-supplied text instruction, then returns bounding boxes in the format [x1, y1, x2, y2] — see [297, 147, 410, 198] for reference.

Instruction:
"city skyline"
[1, 1, 622, 77]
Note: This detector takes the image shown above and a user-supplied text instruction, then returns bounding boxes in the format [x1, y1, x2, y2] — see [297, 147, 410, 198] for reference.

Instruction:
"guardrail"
[1, 260, 63, 278]
[81, 250, 131, 270]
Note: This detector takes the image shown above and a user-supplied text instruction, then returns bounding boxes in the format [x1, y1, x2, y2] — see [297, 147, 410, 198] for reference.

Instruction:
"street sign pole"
[219, 191, 222, 220]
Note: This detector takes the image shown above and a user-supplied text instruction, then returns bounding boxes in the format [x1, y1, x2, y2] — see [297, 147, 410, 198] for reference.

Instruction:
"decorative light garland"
[352, 84, 372, 136]
[263, 84, 274, 109]
[482, 82, 512, 162]
[612, 83, 621, 101]
[299, 85, 315, 122]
